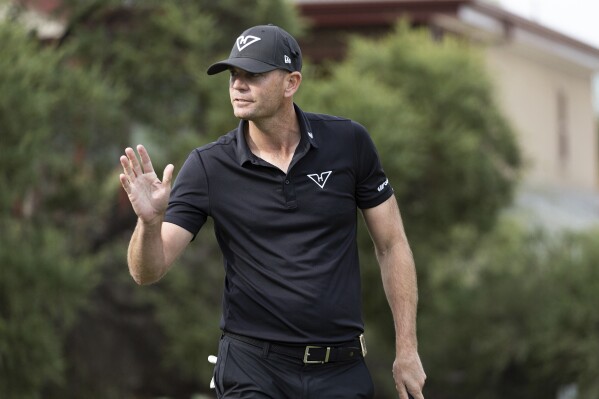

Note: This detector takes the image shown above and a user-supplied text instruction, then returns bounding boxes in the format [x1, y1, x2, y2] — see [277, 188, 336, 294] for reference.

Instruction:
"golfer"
[119, 24, 426, 398]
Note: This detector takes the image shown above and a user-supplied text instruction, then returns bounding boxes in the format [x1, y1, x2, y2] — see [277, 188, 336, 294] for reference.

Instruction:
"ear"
[284, 71, 302, 98]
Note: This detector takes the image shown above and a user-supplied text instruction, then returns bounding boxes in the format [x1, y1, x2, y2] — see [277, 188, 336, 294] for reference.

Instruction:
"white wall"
[486, 44, 599, 190]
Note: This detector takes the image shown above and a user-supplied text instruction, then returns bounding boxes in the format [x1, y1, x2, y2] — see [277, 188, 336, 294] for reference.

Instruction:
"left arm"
[362, 195, 426, 399]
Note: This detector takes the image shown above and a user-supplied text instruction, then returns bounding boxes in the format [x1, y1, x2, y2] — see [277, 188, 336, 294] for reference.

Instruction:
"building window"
[556, 89, 569, 168]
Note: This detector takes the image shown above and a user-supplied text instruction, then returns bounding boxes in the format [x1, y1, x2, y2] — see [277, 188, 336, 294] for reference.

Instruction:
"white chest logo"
[307, 171, 332, 189]
[236, 35, 261, 51]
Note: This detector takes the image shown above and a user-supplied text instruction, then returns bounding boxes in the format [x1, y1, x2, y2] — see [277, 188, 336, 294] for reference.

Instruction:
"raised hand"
[119, 144, 174, 224]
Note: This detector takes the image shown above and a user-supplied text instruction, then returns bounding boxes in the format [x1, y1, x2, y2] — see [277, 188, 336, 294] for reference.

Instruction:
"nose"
[230, 75, 248, 91]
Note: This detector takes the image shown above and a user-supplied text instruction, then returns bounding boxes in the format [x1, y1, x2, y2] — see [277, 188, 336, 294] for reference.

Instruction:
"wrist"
[396, 337, 418, 355]
[138, 214, 164, 228]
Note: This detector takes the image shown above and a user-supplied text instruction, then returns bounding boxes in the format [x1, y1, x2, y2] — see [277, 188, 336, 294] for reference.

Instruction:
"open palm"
[119, 145, 174, 224]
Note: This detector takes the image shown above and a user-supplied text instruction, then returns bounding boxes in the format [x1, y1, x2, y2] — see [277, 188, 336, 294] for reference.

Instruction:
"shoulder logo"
[307, 171, 332, 189]
[377, 178, 389, 192]
[236, 35, 261, 51]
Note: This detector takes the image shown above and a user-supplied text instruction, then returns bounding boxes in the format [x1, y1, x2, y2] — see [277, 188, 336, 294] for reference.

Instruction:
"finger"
[120, 155, 136, 180]
[137, 144, 155, 175]
[162, 164, 175, 188]
[119, 173, 131, 194]
[398, 384, 420, 399]
[125, 146, 143, 177]
[406, 387, 422, 399]
[397, 384, 408, 399]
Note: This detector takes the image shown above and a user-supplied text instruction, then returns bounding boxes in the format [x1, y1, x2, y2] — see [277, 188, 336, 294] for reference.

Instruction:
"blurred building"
[296, 0, 599, 230]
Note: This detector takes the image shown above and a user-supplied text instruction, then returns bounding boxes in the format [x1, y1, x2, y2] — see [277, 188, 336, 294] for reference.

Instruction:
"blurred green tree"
[420, 220, 599, 399]
[0, 223, 97, 399]
[0, 17, 124, 399]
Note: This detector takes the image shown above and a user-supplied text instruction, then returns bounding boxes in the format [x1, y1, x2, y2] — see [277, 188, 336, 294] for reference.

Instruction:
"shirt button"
[285, 180, 290, 184]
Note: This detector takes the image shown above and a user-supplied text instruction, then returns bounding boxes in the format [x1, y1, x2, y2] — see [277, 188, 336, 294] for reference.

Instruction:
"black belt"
[224, 332, 364, 364]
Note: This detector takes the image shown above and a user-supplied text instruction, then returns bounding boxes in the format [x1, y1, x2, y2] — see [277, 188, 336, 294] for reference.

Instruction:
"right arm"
[127, 219, 192, 285]
[119, 145, 193, 285]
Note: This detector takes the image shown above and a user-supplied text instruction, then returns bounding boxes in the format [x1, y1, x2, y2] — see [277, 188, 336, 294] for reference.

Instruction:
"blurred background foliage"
[1, 1, 598, 398]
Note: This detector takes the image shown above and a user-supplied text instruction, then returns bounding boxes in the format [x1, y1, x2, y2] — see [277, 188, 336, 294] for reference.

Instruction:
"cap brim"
[206, 58, 279, 75]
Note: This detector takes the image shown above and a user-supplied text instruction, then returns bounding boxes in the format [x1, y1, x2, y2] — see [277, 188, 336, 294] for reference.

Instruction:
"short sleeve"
[164, 150, 210, 237]
[353, 121, 394, 209]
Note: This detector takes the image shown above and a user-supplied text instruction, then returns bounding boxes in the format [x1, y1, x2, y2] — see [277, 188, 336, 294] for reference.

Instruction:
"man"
[119, 24, 425, 398]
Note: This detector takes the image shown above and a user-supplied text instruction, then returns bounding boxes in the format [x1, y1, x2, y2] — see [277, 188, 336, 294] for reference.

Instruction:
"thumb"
[162, 164, 175, 187]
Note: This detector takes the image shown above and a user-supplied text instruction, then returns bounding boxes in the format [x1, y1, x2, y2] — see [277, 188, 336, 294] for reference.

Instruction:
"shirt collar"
[234, 103, 318, 166]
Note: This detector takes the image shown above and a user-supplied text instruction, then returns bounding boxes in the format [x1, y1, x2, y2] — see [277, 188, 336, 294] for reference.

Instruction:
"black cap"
[207, 24, 302, 75]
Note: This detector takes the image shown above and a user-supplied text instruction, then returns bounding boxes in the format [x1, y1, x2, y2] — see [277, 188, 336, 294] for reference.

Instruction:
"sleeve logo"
[377, 178, 389, 192]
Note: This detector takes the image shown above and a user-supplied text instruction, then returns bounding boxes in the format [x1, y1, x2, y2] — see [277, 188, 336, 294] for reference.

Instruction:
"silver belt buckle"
[359, 334, 368, 357]
[303, 345, 331, 364]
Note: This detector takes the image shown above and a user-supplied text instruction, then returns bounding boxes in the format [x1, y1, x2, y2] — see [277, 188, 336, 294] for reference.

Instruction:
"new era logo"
[236, 35, 261, 51]
[284, 55, 291, 64]
[307, 171, 332, 189]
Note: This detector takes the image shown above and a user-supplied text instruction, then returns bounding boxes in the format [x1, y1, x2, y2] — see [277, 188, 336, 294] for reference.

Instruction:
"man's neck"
[245, 104, 301, 172]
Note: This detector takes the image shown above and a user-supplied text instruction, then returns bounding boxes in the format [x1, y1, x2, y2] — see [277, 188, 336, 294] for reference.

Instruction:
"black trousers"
[213, 334, 375, 399]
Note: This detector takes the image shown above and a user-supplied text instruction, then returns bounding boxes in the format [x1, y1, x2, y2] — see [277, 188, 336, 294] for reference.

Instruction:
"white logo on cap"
[236, 35, 261, 51]
[284, 55, 291, 64]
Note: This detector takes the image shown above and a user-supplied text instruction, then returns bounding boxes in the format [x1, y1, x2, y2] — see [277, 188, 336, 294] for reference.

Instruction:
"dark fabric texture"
[165, 104, 393, 343]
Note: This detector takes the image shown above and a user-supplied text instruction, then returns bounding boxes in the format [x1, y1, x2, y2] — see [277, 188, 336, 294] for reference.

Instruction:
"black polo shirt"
[165, 103, 393, 344]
